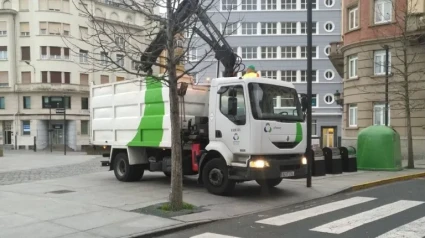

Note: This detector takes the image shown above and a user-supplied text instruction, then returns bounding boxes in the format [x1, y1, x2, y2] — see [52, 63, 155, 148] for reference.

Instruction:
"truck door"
[215, 84, 250, 154]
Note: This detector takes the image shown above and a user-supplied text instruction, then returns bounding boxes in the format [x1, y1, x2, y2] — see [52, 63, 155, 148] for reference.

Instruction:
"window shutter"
[20, 0, 29, 10]
[48, 0, 60, 10]
[0, 46, 7, 51]
[50, 71, 62, 83]
[21, 47, 30, 60]
[100, 75, 109, 84]
[41, 46, 47, 55]
[21, 72, 31, 84]
[80, 73, 89, 85]
[0, 71, 8, 84]
[0, 22, 6, 32]
[42, 71, 48, 83]
[64, 72, 70, 84]
[63, 0, 70, 12]
[50, 47, 61, 56]
[48, 22, 61, 34]
[39, 0, 48, 10]
[20, 22, 29, 34]
[63, 23, 70, 35]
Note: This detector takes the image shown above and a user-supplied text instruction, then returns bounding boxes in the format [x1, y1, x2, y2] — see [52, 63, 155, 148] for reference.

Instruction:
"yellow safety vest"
[243, 72, 258, 78]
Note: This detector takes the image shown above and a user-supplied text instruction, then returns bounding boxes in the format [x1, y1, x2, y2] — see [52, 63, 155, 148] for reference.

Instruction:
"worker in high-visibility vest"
[243, 65, 259, 78]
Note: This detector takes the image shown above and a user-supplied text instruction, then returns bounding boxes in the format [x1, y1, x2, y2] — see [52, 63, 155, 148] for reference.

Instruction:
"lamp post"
[306, 0, 313, 188]
[334, 90, 343, 106]
[24, 61, 35, 81]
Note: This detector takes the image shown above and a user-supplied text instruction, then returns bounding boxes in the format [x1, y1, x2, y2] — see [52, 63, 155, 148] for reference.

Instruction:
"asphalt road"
[157, 178, 425, 238]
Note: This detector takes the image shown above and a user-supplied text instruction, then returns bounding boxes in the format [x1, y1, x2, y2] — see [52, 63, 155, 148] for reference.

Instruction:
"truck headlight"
[249, 159, 270, 168]
[301, 157, 307, 165]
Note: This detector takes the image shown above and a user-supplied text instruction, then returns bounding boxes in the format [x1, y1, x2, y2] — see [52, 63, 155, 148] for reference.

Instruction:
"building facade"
[187, 0, 343, 148]
[0, 0, 148, 151]
[329, 0, 425, 158]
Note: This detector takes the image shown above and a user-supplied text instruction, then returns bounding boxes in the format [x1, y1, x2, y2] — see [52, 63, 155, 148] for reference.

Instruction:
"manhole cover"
[47, 190, 75, 194]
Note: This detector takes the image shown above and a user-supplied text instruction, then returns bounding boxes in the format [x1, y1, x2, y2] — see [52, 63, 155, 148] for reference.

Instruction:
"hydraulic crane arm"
[139, 0, 243, 77]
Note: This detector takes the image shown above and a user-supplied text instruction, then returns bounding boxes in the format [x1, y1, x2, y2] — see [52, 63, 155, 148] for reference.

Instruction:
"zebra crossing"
[188, 196, 425, 238]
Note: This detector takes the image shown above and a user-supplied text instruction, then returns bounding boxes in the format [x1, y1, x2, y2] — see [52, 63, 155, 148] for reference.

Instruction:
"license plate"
[281, 171, 295, 177]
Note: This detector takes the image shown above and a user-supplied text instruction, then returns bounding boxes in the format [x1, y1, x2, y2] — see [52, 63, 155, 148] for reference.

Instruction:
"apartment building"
[0, 0, 149, 151]
[188, 0, 343, 148]
[329, 0, 425, 158]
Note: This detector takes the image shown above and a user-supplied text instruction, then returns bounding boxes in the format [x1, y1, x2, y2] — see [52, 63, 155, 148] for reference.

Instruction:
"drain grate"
[47, 190, 75, 194]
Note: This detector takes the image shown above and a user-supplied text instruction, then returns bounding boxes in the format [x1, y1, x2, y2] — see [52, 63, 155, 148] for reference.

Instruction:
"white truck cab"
[90, 76, 307, 195]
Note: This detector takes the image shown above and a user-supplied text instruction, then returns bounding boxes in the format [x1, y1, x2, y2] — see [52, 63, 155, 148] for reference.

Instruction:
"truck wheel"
[256, 178, 283, 188]
[113, 152, 144, 182]
[202, 158, 235, 196]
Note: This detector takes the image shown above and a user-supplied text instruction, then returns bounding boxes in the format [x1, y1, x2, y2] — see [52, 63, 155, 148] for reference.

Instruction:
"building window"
[42, 71, 48, 83]
[324, 21, 335, 32]
[63, 23, 70, 36]
[348, 104, 358, 127]
[116, 54, 124, 66]
[374, 50, 391, 75]
[312, 94, 317, 107]
[261, 23, 277, 35]
[42, 96, 71, 109]
[116, 76, 124, 82]
[0, 71, 9, 87]
[81, 120, 89, 135]
[221, 0, 237, 10]
[20, 0, 29, 10]
[0, 46, 7, 60]
[39, 0, 70, 12]
[312, 119, 317, 135]
[0, 97, 4, 109]
[188, 49, 197, 61]
[115, 36, 125, 47]
[101, 75, 109, 84]
[222, 22, 238, 35]
[281, 46, 297, 58]
[23, 96, 31, 109]
[21, 46, 31, 61]
[301, 46, 317, 58]
[64, 72, 70, 84]
[80, 73, 89, 85]
[20, 22, 30, 36]
[64, 48, 69, 59]
[81, 97, 89, 110]
[373, 103, 390, 125]
[324, 94, 335, 104]
[79, 26, 88, 40]
[261, 0, 277, 10]
[241, 22, 257, 35]
[375, 0, 392, 24]
[281, 70, 297, 82]
[301, 0, 317, 9]
[50, 46, 61, 59]
[261, 46, 277, 58]
[325, 0, 334, 7]
[80, 50, 88, 63]
[0, 21, 7, 36]
[242, 0, 257, 10]
[324, 70, 334, 80]
[349, 7, 359, 30]
[348, 54, 358, 78]
[281, 22, 297, 34]
[261, 70, 277, 79]
[241, 47, 257, 59]
[100, 52, 108, 65]
[50, 71, 62, 83]
[300, 70, 317, 82]
[21, 72, 31, 84]
[281, 0, 296, 10]
[301, 22, 317, 34]
[22, 121, 31, 136]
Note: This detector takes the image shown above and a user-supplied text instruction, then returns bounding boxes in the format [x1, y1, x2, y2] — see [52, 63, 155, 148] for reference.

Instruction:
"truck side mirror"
[301, 96, 308, 112]
[228, 97, 237, 116]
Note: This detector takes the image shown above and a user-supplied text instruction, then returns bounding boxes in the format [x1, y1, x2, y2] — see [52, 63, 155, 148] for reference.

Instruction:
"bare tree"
[351, 0, 425, 168]
[68, 0, 239, 210]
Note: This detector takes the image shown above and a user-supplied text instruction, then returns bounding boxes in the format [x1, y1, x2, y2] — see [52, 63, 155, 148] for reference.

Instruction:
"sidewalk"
[0, 150, 99, 173]
[0, 160, 424, 238]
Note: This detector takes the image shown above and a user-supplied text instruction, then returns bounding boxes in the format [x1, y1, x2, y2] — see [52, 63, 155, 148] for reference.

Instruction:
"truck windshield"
[248, 83, 303, 122]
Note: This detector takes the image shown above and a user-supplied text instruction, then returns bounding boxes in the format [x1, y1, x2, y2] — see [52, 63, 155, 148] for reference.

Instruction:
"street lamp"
[25, 61, 36, 82]
[334, 90, 343, 105]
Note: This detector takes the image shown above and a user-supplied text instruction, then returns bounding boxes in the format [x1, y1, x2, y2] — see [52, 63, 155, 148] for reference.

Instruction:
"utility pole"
[306, 0, 313, 187]
[384, 45, 389, 126]
[63, 96, 67, 155]
[49, 105, 52, 153]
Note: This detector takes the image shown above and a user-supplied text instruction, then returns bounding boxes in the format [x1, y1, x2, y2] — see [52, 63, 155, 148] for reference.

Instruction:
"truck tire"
[256, 178, 283, 188]
[113, 152, 144, 182]
[202, 158, 235, 196]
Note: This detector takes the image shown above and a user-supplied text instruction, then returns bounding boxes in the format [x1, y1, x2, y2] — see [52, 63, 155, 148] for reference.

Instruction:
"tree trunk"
[166, 0, 183, 211]
[168, 70, 184, 210]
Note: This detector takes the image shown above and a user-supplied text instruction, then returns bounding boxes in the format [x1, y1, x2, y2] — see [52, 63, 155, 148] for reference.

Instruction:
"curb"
[132, 220, 216, 238]
[341, 171, 425, 193]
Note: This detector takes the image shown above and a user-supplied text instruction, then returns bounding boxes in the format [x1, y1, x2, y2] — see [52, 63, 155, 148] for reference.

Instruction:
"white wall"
[67, 120, 76, 150]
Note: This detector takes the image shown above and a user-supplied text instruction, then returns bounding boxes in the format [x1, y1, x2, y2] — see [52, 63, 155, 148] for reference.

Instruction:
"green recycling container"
[357, 125, 402, 171]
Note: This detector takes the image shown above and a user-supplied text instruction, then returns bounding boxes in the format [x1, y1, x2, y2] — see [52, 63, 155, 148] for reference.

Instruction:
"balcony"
[95, 0, 132, 10]
[328, 41, 344, 78]
[16, 83, 89, 93]
[406, 13, 425, 44]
